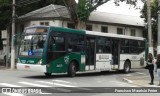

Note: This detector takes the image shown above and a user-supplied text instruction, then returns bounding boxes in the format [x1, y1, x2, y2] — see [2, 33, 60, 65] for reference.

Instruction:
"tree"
[63, 0, 145, 29]
[141, 0, 158, 46]
[0, 0, 11, 50]
[0, 0, 144, 30]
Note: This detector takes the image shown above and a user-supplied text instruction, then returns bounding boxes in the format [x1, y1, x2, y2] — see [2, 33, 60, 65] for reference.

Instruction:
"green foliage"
[0, 0, 11, 30]
[140, 0, 158, 44]
[77, 0, 92, 22]
[0, 0, 65, 30]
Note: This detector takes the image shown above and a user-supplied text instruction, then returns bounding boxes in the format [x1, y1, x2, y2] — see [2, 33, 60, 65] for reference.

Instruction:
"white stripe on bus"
[18, 82, 52, 87]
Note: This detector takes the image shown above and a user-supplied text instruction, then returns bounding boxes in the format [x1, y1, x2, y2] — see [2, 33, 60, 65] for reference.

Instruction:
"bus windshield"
[19, 34, 46, 56]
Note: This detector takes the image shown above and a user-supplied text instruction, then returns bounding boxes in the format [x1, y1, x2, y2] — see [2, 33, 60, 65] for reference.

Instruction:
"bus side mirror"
[51, 44, 56, 51]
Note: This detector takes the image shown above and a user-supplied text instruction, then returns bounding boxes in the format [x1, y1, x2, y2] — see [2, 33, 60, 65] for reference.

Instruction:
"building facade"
[16, 4, 144, 37]
[1, 4, 145, 61]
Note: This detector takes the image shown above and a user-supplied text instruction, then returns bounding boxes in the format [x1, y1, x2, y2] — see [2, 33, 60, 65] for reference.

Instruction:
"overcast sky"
[96, 0, 144, 16]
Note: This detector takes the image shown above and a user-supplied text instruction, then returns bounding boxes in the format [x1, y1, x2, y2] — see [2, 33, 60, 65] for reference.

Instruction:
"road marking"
[125, 74, 133, 76]
[36, 80, 76, 87]
[123, 78, 133, 84]
[2, 93, 24, 96]
[135, 72, 146, 75]
[36, 81, 53, 85]
[35, 81, 73, 92]
[52, 80, 74, 84]
[130, 86, 138, 87]
[53, 83, 77, 87]
[18, 82, 52, 87]
[36, 81, 90, 91]
[0, 83, 24, 96]
[0, 83, 22, 87]
[111, 81, 129, 86]
[110, 80, 138, 87]
[39, 93, 52, 95]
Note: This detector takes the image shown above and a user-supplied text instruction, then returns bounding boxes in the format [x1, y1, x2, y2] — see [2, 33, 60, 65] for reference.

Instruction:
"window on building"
[117, 28, 123, 34]
[131, 29, 136, 36]
[101, 26, 108, 33]
[45, 22, 49, 26]
[86, 25, 92, 31]
[40, 22, 49, 26]
[67, 23, 75, 29]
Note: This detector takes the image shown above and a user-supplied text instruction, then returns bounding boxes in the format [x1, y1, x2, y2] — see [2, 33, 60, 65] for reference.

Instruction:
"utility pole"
[147, 0, 154, 55]
[11, 0, 16, 69]
[6, 27, 10, 68]
[157, 0, 160, 54]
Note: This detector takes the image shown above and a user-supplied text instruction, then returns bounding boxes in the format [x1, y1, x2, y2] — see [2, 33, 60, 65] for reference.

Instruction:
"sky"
[75, 0, 144, 17]
[96, 0, 144, 16]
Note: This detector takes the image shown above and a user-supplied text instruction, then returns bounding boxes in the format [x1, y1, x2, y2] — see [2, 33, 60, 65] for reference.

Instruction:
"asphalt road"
[0, 68, 159, 96]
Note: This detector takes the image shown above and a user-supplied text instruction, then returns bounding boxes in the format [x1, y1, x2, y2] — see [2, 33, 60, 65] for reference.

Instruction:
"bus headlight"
[38, 59, 42, 65]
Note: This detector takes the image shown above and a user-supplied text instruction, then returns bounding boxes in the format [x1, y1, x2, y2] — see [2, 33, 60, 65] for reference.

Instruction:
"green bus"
[17, 26, 146, 77]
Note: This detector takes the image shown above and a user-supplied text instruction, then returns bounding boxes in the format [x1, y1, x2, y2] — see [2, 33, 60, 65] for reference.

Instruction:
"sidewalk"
[123, 73, 160, 87]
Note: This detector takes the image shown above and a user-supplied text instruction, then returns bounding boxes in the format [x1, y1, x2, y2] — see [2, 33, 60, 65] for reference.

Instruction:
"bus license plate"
[25, 65, 30, 69]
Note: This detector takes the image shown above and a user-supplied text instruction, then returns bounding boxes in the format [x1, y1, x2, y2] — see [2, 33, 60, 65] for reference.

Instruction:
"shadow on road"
[22, 70, 137, 79]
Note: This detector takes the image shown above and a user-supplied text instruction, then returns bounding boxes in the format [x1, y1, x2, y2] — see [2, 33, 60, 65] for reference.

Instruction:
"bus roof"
[23, 26, 145, 41]
[50, 26, 85, 35]
[24, 25, 49, 29]
[86, 30, 145, 41]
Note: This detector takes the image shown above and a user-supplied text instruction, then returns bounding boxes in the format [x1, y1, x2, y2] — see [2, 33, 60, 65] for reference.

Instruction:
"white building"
[0, 30, 7, 60]
[16, 4, 145, 37]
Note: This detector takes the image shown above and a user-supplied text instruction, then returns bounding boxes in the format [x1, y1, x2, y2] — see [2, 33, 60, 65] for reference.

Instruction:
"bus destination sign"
[25, 27, 48, 33]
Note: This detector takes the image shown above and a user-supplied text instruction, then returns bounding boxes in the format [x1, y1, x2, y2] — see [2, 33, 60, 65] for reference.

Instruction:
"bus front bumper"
[17, 63, 47, 72]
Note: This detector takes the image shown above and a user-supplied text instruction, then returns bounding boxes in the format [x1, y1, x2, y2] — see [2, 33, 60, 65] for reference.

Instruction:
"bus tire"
[45, 73, 52, 77]
[68, 61, 76, 77]
[123, 61, 131, 73]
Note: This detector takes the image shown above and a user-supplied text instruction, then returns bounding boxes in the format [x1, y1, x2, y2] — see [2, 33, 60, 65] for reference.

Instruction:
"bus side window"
[48, 36, 55, 51]
[68, 34, 84, 52]
[55, 37, 65, 51]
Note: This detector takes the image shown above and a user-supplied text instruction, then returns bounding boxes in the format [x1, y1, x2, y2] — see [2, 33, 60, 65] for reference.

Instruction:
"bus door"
[86, 36, 96, 70]
[47, 32, 67, 72]
[112, 39, 120, 65]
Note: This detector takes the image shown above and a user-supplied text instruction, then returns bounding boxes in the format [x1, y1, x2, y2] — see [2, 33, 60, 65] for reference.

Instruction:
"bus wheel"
[68, 61, 76, 77]
[123, 61, 131, 73]
[44, 73, 52, 77]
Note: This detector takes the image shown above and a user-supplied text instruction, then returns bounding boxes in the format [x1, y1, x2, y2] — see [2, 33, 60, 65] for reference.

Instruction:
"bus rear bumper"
[17, 63, 47, 72]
